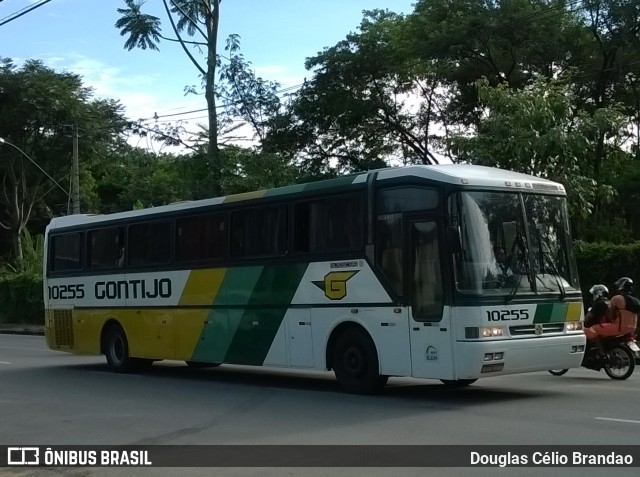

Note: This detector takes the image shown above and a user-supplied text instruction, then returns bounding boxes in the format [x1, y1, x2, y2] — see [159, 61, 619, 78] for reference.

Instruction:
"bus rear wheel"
[332, 328, 387, 394]
[105, 325, 132, 372]
[105, 325, 152, 372]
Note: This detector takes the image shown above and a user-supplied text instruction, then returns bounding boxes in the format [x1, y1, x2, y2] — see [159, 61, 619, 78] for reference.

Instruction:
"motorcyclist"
[584, 277, 638, 357]
[583, 284, 610, 328]
[608, 277, 639, 337]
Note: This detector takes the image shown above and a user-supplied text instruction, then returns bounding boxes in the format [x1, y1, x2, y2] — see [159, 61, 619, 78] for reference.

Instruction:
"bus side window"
[128, 221, 171, 267]
[230, 206, 286, 258]
[88, 227, 124, 270]
[294, 195, 363, 253]
[175, 213, 225, 263]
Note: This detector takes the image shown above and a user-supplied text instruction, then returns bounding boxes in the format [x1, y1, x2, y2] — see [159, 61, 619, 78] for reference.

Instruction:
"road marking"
[595, 417, 640, 425]
[0, 361, 11, 365]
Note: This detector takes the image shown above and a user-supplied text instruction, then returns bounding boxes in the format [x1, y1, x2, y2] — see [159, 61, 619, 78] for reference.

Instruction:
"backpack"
[623, 294, 640, 314]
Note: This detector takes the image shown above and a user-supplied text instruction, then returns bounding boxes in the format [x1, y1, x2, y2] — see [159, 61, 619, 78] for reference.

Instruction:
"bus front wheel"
[332, 328, 387, 394]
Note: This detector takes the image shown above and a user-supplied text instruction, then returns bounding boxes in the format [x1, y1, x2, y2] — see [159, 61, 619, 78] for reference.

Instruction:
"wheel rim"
[606, 348, 631, 377]
[342, 345, 365, 377]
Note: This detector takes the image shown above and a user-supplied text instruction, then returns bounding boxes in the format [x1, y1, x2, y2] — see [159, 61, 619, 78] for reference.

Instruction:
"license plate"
[628, 341, 640, 352]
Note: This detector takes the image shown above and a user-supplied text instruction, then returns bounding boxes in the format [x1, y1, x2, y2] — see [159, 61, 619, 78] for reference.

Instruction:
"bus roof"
[47, 164, 564, 230]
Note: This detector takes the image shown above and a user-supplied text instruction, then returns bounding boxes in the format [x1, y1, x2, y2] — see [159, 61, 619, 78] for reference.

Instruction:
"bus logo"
[313, 271, 359, 300]
[534, 324, 544, 335]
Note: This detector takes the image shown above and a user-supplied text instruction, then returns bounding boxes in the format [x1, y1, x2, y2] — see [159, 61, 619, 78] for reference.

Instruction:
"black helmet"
[614, 277, 633, 293]
[588, 284, 608, 301]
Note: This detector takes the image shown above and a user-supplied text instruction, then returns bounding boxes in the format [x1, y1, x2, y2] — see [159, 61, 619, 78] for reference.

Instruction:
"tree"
[92, 140, 190, 213]
[0, 58, 125, 269]
[216, 34, 284, 149]
[404, 0, 588, 124]
[116, 0, 222, 195]
[451, 75, 627, 234]
[264, 9, 449, 175]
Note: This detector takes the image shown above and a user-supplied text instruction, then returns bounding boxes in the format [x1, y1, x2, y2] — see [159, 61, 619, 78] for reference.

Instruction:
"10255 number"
[486, 309, 529, 321]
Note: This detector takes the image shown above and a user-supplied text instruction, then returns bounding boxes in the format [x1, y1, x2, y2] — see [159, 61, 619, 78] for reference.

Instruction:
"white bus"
[44, 164, 585, 393]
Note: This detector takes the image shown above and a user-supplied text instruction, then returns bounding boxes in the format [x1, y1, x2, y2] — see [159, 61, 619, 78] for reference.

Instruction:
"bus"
[43, 164, 586, 394]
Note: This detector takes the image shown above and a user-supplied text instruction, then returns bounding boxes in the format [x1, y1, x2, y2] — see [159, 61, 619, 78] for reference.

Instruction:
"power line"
[139, 82, 305, 122]
[0, 0, 54, 27]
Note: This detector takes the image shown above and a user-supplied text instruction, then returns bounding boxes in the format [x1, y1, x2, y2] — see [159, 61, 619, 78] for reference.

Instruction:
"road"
[1, 334, 639, 477]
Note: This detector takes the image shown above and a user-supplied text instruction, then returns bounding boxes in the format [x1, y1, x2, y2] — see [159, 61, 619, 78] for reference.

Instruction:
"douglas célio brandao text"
[470, 451, 634, 467]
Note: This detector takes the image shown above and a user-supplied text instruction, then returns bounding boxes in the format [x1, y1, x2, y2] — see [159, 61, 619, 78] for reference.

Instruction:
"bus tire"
[440, 379, 477, 387]
[548, 369, 569, 376]
[332, 328, 387, 394]
[105, 325, 135, 373]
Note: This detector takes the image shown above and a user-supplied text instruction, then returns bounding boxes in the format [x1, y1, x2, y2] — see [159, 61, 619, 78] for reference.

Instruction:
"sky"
[0, 0, 416, 150]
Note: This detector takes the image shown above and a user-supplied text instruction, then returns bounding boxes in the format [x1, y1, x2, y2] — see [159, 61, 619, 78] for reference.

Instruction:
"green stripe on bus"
[190, 267, 264, 363]
[224, 263, 308, 365]
[533, 303, 578, 323]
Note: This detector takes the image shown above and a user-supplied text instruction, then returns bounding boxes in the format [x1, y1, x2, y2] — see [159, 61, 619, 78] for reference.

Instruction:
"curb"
[0, 327, 45, 336]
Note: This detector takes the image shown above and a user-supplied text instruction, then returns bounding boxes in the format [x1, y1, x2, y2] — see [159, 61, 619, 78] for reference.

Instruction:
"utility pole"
[71, 124, 80, 214]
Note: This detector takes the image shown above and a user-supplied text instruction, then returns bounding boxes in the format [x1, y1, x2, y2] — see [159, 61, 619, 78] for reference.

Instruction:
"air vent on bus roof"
[531, 183, 560, 191]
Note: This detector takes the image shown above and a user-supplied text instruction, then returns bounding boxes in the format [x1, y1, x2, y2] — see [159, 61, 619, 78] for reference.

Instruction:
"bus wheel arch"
[327, 323, 388, 394]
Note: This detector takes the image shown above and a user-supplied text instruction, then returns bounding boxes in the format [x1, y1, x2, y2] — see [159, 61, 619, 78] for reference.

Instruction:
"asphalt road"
[1, 334, 639, 477]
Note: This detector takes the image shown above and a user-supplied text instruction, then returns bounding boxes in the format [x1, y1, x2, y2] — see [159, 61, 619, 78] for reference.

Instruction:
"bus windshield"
[452, 191, 579, 297]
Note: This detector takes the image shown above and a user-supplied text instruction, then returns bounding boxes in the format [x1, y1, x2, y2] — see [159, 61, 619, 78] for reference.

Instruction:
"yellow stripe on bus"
[175, 268, 226, 359]
[566, 301, 582, 321]
[179, 268, 226, 306]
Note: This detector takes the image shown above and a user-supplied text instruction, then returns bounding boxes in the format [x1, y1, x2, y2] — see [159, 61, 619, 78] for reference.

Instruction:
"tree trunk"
[206, 0, 221, 197]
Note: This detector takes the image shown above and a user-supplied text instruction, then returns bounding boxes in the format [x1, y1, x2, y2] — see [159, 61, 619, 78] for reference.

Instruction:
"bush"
[574, 241, 640, 297]
[0, 273, 43, 324]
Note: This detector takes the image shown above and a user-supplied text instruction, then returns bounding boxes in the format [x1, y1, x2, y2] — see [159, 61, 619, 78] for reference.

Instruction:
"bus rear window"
[50, 233, 82, 272]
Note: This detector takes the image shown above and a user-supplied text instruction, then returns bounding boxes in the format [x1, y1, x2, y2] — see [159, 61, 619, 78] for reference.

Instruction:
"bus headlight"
[566, 322, 583, 331]
[480, 327, 503, 337]
[465, 327, 504, 339]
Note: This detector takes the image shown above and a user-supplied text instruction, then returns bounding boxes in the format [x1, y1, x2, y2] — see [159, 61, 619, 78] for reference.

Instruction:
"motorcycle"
[549, 334, 639, 380]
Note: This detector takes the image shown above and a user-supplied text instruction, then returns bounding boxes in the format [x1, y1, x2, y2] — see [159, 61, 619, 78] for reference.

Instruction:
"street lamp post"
[0, 137, 71, 204]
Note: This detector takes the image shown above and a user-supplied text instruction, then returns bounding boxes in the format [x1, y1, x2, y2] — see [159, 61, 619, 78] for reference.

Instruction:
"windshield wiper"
[505, 274, 523, 305]
[536, 231, 566, 300]
[504, 229, 536, 304]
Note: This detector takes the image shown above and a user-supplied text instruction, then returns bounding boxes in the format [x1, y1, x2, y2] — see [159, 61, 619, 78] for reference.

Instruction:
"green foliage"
[0, 273, 43, 324]
[0, 58, 126, 265]
[17, 229, 44, 275]
[0, 228, 44, 324]
[575, 241, 640, 324]
[451, 74, 627, 224]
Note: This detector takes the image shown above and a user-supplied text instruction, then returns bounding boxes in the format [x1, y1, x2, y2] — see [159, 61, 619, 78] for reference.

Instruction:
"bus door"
[408, 219, 454, 379]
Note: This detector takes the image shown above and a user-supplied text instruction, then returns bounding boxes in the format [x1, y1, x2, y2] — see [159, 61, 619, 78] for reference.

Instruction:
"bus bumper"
[454, 334, 586, 379]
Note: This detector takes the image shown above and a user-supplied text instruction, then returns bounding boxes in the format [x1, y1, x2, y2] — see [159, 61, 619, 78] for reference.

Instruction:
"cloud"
[253, 64, 306, 90]
[43, 54, 205, 122]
